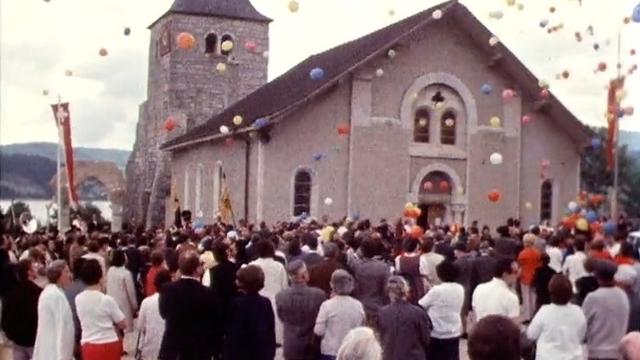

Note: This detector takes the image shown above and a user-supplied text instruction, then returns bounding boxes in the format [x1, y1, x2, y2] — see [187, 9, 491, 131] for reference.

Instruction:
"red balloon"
[176, 32, 196, 50]
[244, 40, 257, 52]
[164, 117, 177, 132]
[99, 48, 108, 57]
[487, 190, 501, 203]
[411, 207, 422, 218]
[410, 225, 424, 239]
[439, 181, 450, 191]
[540, 89, 551, 99]
[597, 62, 607, 72]
[337, 124, 350, 135]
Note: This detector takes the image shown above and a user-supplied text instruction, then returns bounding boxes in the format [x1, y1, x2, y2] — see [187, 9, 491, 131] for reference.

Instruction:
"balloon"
[489, 36, 500, 47]
[489, 10, 504, 19]
[233, 115, 243, 126]
[288, 0, 299, 13]
[375, 68, 384, 77]
[432, 9, 443, 19]
[525, 201, 533, 210]
[219, 125, 230, 134]
[576, 218, 588, 231]
[404, 202, 414, 210]
[164, 117, 177, 132]
[124, 27, 131, 36]
[541, 159, 551, 168]
[244, 41, 257, 52]
[489, 152, 503, 165]
[597, 62, 607, 72]
[216, 63, 227, 73]
[65, 70, 73, 77]
[410, 225, 424, 239]
[539, 19, 549, 28]
[624, 106, 634, 116]
[324, 197, 333, 206]
[99, 48, 108, 57]
[176, 32, 196, 50]
[517, 3, 524, 10]
[337, 124, 350, 135]
[224, 137, 234, 146]
[538, 79, 550, 89]
[262, 51, 269, 59]
[310, 67, 325, 80]
[221, 40, 234, 52]
[633, 3, 640, 23]
[502, 89, 515, 100]
[585, 210, 598, 223]
[488, 190, 501, 203]
[423, 181, 434, 191]
[418, 118, 428, 127]
[481, 84, 493, 95]
[591, 137, 602, 148]
[253, 117, 268, 129]
[444, 118, 455, 127]
[568, 201, 579, 212]
[522, 115, 532, 124]
[411, 207, 422, 218]
[561, 70, 570, 79]
[312, 153, 323, 161]
[387, 49, 397, 58]
[603, 221, 616, 235]
[540, 89, 550, 99]
[439, 181, 450, 191]
[593, 43, 600, 51]
[489, 116, 501, 128]
[631, 49, 637, 56]
[42, 89, 49, 96]
[549, 6, 556, 13]
[506, 0, 516, 6]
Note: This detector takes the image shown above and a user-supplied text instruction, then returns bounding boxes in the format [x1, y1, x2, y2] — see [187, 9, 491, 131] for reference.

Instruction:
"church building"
[127, 0, 592, 230]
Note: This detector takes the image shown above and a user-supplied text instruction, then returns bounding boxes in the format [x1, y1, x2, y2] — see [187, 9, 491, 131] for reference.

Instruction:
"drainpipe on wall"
[244, 139, 251, 221]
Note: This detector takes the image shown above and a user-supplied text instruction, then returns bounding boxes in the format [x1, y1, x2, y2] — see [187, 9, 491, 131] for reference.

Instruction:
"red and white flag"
[51, 102, 79, 208]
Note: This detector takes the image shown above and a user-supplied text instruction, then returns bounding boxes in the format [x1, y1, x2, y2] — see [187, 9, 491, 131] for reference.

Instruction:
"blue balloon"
[591, 137, 602, 149]
[253, 117, 268, 129]
[310, 67, 325, 80]
[593, 43, 600, 51]
[633, 3, 640, 23]
[312, 153, 323, 161]
[539, 19, 549, 28]
[618, 109, 626, 118]
[585, 210, 598, 224]
[603, 221, 616, 235]
[480, 84, 493, 95]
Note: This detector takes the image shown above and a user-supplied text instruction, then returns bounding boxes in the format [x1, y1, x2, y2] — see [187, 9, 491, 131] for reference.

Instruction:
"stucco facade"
[167, 8, 585, 230]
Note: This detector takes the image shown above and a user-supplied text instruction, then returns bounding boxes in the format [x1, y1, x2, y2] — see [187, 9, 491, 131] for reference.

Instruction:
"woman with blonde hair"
[336, 327, 382, 360]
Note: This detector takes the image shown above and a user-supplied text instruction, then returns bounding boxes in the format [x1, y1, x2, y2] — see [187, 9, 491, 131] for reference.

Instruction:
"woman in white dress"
[250, 239, 288, 346]
[137, 269, 172, 360]
[106, 249, 138, 332]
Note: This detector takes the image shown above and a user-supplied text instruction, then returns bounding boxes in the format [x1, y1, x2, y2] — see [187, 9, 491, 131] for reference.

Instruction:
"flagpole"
[611, 31, 622, 220]
[56, 96, 63, 232]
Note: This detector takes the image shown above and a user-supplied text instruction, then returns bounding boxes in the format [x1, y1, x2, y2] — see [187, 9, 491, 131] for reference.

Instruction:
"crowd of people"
[0, 213, 639, 360]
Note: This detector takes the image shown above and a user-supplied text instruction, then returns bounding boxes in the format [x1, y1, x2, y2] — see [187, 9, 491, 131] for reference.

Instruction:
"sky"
[0, 0, 638, 150]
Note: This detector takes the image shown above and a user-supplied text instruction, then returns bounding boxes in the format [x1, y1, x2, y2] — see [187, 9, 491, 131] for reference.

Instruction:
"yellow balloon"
[216, 63, 227, 73]
[221, 40, 234, 52]
[506, 0, 516, 6]
[490, 116, 501, 128]
[435, 101, 445, 110]
[517, 3, 524, 10]
[525, 201, 533, 210]
[288, 0, 299, 12]
[576, 218, 589, 231]
[404, 202, 414, 210]
[233, 115, 243, 126]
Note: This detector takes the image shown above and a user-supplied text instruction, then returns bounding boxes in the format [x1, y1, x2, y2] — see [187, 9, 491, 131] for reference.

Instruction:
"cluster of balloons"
[403, 203, 422, 218]
[561, 191, 609, 232]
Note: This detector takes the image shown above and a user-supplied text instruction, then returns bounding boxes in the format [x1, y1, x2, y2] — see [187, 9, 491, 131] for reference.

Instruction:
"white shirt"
[546, 246, 563, 273]
[33, 284, 75, 360]
[418, 282, 464, 339]
[138, 293, 165, 360]
[526, 303, 586, 360]
[250, 257, 289, 344]
[314, 295, 365, 356]
[472, 278, 520, 321]
[562, 251, 587, 292]
[75, 289, 125, 344]
[419, 252, 444, 284]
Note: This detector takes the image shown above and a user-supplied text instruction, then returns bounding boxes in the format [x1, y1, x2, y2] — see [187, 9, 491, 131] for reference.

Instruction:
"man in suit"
[159, 250, 219, 360]
[308, 243, 344, 296]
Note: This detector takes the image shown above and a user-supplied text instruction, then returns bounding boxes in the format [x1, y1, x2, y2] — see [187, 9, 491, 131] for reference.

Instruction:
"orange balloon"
[176, 32, 196, 50]
[337, 124, 350, 135]
[410, 225, 424, 239]
[402, 208, 413, 218]
[488, 190, 501, 203]
[411, 207, 422, 218]
[439, 181, 450, 191]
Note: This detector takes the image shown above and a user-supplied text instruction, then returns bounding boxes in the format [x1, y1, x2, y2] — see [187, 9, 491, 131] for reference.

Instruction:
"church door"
[417, 203, 446, 228]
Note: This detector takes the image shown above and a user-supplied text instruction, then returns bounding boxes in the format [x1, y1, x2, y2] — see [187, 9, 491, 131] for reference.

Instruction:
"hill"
[620, 131, 640, 152]
[0, 142, 130, 169]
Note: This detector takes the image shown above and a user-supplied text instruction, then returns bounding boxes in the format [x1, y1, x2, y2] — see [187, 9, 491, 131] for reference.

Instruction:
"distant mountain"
[0, 142, 130, 169]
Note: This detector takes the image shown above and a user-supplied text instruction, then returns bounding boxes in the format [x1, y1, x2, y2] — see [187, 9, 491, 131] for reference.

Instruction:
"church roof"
[150, 0, 271, 28]
[162, 0, 592, 151]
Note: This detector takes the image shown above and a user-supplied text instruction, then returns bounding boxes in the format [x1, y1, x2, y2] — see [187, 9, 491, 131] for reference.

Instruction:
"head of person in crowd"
[154, 269, 172, 294]
[256, 239, 276, 259]
[359, 236, 379, 259]
[591, 239, 606, 252]
[47, 259, 72, 288]
[402, 237, 419, 255]
[72, 257, 86, 281]
[523, 233, 536, 248]
[212, 241, 230, 264]
[420, 236, 435, 254]
[179, 250, 202, 278]
[619, 242, 636, 260]
[594, 260, 618, 287]
[322, 242, 339, 260]
[386, 276, 409, 303]
[468, 315, 521, 360]
[80, 259, 103, 287]
[495, 257, 519, 286]
[16, 258, 37, 282]
[619, 332, 640, 360]
[497, 226, 510, 238]
[236, 264, 265, 295]
[437, 260, 461, 283]
[111, 249, 126, 268]
[531, 226, 541, 237]
[286, 260, 309, 285]
[614, 264, 638, 290]
[150, 250, 165, 269]
[573, 236, 586, 253]
[540, 252, 551, 267]
[549, 274, 573, 305]
[330, 269, 355, 296]
[453, 241, 467, 258]
[548, 235, 561, 248]
[86, 240, 100, 254]
[336, 326, 382, 360]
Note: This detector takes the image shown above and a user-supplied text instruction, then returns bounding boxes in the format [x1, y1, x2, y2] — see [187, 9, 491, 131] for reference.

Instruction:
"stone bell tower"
[125, 0, 271, 228]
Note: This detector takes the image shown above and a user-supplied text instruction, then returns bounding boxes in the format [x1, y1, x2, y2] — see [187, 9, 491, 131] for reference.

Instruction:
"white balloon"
[432, 10, 443, 19]
[489, 152, 503, 165]
[219, 125, 230, 134]
[324, 197, 333, 206]
[568, 201, 578, 212]
[375, 68, 384, 77]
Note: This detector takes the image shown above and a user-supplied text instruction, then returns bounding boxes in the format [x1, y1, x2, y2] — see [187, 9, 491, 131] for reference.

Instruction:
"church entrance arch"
[410, 163, 466, 226]
[50, 161, 126, 231]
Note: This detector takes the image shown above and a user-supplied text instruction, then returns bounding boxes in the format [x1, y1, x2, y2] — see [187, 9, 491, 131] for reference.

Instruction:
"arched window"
[220, 34, 233, 56]
[413, 107, 430, 143]
[195, 164, 204, 214]
[205, 33, 218, 54]
[183, 169, 190, 210]
[293, 170, 312, 216]
[540, 180, 553, 222]
[440, 109, 456, 145]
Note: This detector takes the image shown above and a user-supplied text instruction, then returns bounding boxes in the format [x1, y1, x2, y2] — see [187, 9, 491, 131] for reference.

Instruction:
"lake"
[0, 199, 112, 224]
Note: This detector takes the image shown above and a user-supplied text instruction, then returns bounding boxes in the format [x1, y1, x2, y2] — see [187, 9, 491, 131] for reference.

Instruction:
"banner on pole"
[606, 77, 625, 171]
[51, 102, 79, 208]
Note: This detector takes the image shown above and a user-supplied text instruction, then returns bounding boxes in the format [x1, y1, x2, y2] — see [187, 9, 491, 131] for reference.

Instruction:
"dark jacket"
[533, 265, 557, 309]
[302, 252, 323, 268]
[275, 284, 326, 360]
[225, 293, 276, 360]
[159, 278, 219, 360]
[470, 254, 497, 295]
[377, 300, 431, 360]
[308, 259, 344, 297]
[352, 258, 390, 319]
[1, 280, 42, 346]
[210, 260, 239, 329]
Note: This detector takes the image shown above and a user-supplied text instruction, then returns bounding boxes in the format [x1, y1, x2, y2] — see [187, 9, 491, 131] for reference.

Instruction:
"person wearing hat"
[615, 264, 640, 332]
[583, 260, 630, 360]
[275, 260, 326, 360]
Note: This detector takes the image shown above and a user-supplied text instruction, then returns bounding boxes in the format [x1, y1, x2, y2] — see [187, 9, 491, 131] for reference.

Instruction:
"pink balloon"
[502, 89, 516, 100]
[541, 159, 551, 168]
[244, 41, 257, 52]
[522, 115, 532, 124]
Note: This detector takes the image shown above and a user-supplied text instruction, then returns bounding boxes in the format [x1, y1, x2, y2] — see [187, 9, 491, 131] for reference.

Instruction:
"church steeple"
[151, 0, 271, 27]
